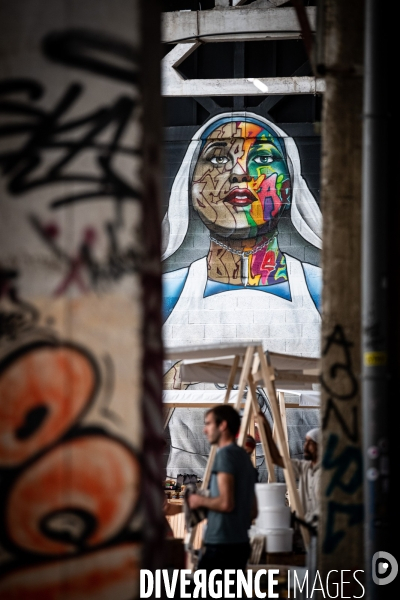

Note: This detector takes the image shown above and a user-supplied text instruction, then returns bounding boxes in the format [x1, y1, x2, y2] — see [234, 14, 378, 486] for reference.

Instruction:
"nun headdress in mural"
[162, 112, 322, 261]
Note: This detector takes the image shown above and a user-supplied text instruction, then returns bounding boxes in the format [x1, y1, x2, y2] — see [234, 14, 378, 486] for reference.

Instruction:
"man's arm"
[251, 492, 258, 521]
[255, 412, 285, 469]
[188, 472, 234, 512]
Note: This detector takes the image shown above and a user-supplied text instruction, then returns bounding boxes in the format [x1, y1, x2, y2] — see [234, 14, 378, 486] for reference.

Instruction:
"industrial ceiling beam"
[162, 41, 325, 97]
[162, 6, 316, 44]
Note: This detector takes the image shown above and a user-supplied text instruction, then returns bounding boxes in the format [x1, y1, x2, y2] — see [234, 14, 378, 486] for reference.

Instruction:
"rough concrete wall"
[139, 0, 165, 572]
[0, 0, 163, 597]
[318, 0, 364, 584]
[162, 120, 322, 481]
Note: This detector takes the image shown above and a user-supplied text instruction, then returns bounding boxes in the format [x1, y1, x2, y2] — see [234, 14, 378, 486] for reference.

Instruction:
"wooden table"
[165, 499, 205, 550]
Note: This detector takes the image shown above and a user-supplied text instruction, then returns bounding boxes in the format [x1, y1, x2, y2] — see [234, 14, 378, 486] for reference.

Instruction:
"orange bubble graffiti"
[6, 436, 140, 555]
[0, 345, 97, 467]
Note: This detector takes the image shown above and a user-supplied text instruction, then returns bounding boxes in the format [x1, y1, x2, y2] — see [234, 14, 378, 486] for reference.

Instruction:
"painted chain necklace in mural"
[209, 232, 278, 287]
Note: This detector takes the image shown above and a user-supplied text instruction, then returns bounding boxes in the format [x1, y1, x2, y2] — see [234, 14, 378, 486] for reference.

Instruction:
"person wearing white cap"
[255, 415, 321, 525]
[292, 427, 321, 524]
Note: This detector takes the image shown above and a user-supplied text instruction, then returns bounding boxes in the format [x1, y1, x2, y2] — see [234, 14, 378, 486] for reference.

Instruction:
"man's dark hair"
[206, 405, 241, 436]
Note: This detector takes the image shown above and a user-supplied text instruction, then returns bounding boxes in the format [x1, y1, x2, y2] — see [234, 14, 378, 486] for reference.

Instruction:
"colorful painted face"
[191, 120, 291, 239]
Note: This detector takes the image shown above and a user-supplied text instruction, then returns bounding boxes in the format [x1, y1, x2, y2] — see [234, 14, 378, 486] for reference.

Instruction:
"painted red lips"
[223, 188, 257, 207]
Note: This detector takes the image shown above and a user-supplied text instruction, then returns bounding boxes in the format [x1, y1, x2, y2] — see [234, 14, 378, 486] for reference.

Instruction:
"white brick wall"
[286, 338, 320, 357]
[236, 295, 271, 310]
[285, 309, 320, 324]
[302, 323, 321, 338]
[237, 323, 270, 338]
[188, 310, 222, 324]
[172, 324, 204, 340]
[220, 310, 254, 324]
[270, 323, 302, 339]
[204, 324, 237, 339]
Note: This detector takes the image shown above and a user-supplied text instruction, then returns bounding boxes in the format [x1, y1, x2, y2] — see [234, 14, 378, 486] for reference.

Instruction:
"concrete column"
[318, 0, 365, 588]
[0, 0, 163, 597]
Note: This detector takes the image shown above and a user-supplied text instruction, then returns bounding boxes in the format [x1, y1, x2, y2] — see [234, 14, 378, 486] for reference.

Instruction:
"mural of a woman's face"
[192, 120, 291, 239]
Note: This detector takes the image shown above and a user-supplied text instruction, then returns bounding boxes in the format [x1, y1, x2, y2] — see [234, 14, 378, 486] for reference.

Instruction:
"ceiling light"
[247, 78, 269, 93]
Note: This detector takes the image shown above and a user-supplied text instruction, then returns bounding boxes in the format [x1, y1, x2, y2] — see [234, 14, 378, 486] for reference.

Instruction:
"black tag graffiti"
[0, 80, 139, 207]
[321, 324, 358, 401]
[0, 30, 143, 292]
[320, 325, 363, 555]
[0, 269, 39, 341]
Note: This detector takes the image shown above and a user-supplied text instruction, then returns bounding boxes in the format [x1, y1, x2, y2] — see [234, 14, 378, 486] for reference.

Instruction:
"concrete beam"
[162, 42, 325, 96]
[232, 0, 289, 7]
[162, 75, 325, 96]
[162, 6, 316, 43]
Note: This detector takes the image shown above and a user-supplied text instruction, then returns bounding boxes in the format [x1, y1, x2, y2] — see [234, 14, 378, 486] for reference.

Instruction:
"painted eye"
[253, 155, 274, 164]
[210, 156, 229, 165]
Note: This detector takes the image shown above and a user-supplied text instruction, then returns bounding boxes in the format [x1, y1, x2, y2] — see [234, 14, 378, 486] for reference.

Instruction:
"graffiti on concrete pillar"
[0, 6, 164, 596]
[321, 324, 363, 555]
[0, 271, 143, 597]
[0, 29, 143, 298]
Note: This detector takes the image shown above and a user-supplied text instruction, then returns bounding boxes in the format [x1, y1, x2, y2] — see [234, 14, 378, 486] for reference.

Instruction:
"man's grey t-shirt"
[204, 443, 255, 545]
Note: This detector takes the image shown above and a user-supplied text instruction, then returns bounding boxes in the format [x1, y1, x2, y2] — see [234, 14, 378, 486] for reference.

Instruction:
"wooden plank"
[272, 405, 279, 447]
[163, 400, 238, 408]
[224, 354, 240, 403]
[166, 512, 185, 539]
[192, 519, 206, 550]
[257, 346, 310, 547]
[164, 389, 240, 401]
[278, 391, 291, 504]
[167, 511, 205, 550]
[187, 444, 216, 552]
[165, 341, 259, 361]
[248, 405, 256, 467]
[274, 372, 320, 383]
[247, 371, 276, 482]
[253, 371, 319, 385]
[234, 345, 256, 411]
[279, 391, 290, 456]
[266, 352, 320, 370]
[163, 400, 316, 409]
[237, 351, 259, 452]
[237, 385, 255, 446]
[163, 407, 174, 429]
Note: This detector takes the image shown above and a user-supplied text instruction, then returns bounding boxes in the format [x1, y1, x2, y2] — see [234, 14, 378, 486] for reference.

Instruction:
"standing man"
[188, 405, 257, 572]
[292, 427, 320, 524]
[243, 434, 259, 482]
[256, 413, 320, 524]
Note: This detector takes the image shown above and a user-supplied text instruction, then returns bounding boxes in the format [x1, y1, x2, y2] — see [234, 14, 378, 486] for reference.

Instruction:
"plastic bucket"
[255, 483, 287, 508]
[256, 505, 291, 530]
[261, 528, 293, 553]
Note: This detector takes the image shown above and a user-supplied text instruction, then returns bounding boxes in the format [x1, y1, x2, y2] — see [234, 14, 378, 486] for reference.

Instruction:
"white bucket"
[256, 505, 291, 530]
[261, 528, 293, 553]
[255, 483, 287, 508]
